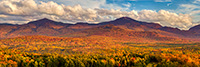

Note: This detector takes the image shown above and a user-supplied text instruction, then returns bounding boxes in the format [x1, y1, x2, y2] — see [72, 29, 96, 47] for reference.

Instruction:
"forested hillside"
[0, 17, 200, 67]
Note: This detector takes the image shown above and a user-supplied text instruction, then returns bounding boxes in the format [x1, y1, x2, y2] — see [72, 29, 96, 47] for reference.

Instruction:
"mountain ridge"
[0, 17, 200, 40]
[0, 17, 196, 31]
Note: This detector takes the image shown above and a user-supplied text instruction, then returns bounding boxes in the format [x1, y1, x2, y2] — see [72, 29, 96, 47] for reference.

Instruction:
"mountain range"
[0, 17, 200, 41]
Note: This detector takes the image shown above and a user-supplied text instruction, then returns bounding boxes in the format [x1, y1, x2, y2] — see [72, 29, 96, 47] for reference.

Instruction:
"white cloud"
[177, 3, 200, 15]
[193, 0, 200, 3]
[35, 0, 118, 9]
[174, 4, 200, 22]
[123, 2, 131, 8]
[0, 0, 37, 15]
[137, 10, 193, 30]
[168, 2, 200, 25]
[129, 0, 138, 1]
[0, 0, 195, 30]
[180, 4, 199, 10]
[167, 3, 172, 6]
[154, 0, 171, 2]
[38, 1, 65, 16]
[54, 0, 105, 9]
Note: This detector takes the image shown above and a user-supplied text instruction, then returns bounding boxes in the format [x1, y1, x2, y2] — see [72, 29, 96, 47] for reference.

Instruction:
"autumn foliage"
[0, 35, 199, 67]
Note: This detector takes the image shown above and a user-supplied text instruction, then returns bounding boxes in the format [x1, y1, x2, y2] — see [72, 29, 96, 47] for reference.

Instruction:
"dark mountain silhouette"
[0, 17, 200, 41]
[189, 25, 200, 36]
[98, 17, 164, 32]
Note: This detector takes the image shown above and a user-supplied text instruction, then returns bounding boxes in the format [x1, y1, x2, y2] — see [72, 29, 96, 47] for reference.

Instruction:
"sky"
[0, 0, 200, 30]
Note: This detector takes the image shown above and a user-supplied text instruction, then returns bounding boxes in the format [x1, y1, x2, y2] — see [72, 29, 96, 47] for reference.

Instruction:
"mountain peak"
[189, 24, 200, 35]
[113, 17, 139, 24]
[42, 18, 49, 20]
[27, 18, 65, 26]
[115, 17, 137, 21]
[189, 24, 200, 31]
[37, 18, 54, 22]
[75, 22, 89, 25]
[28, 18, 55, 23]
[99, 17, 139, 25]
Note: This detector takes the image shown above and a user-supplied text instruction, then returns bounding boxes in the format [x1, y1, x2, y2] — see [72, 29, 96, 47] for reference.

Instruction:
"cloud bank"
[0, 0, 195, 30]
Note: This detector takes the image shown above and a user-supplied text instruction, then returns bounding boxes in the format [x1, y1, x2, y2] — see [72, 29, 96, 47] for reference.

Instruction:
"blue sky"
[106, 0, 175, 11]
[105, 0, 198, 14]
[0, 0, 200, 30]
[33, 0, 199, 12]
[37, 0, 195, 12]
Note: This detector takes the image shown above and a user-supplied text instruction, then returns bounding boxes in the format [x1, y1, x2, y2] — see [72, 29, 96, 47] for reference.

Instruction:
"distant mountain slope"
[189, 25, 200, 36]
[64, 24, 186, 43]
[0, 24, 18, 38]
[99, 17, 194, 38]
[0, 17, 200, 41]
[100, 17, 162, 31]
